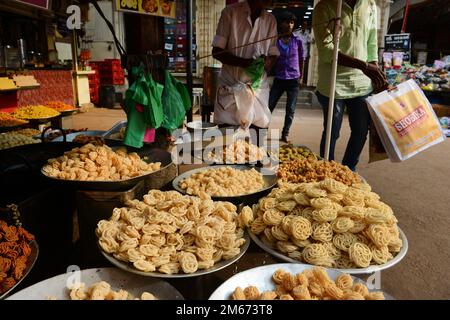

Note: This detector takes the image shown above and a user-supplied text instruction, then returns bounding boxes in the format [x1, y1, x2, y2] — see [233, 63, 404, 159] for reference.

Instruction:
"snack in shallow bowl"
[179, 166, 265, 197]
[240, 179, 403, 269]
[96, 190, 247, 275]
[277, 158, 361, 186]
[42, 143, 161, 181]
[205, 140, 266, 164]
[12, 105, 60, 120]
[229, 266, 385, 300]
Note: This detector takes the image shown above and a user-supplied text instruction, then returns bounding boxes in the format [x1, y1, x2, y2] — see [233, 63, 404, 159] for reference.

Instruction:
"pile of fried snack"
[42, 144, 161, 181]
[0, 220, 35, 295]
[96, 190, 247, 275]
[231, 266, 385, 300]
[239, 179, 403, 269]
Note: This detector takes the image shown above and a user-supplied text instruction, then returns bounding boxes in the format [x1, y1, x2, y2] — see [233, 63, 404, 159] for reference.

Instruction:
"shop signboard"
[14, 0, 49, 9]
[115, 0, 176, 19]
[385, 33, 411, 51]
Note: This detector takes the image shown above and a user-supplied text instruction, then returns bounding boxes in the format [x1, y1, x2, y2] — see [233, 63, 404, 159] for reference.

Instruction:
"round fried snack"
[335, 273, 354, 290]
[272, 269, 287, 285]
[231, 287, 246, 300]
[292, 284, 311, 300]
[366, 224, 391, 248]
[348, 243, 373, 268]
[302, 244, 333, 267]
[352, 283, 369, 297]
[290, 217, 312, 240]
[333, 232, 358, 252]
[311, 222, 333, 242]
[331, 217, 355, 233]
[243, 286, 260, 300]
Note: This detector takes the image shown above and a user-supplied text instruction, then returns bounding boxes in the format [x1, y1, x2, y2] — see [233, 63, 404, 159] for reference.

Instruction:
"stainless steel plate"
[6, 267, 184, 300]
[209, 263, 395, 300]
[172, 165, 278, 202]
[248, 227, 408, 275]
[99, 233, 250, 279]
[0, 240, 39, 299]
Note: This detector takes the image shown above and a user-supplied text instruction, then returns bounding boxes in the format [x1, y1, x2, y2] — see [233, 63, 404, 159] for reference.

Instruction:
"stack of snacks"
[231, 266, 385, 300]
[0, 112, 28, 127]
[0, 133, 39, 150]
[278, 158, 361, 186]
[179, 167, 265, 197]
[96, 190, 247, 274]
[275, 144, 319, 163]
[42, 143, 161, 181]
[240, 179, 403, 269]
[206, 140, 266, 164]
[12, 105, 60, 120]
[45, 101, 76, 112]
[68, 281, 157, 300]
[0, 220, 35, 295]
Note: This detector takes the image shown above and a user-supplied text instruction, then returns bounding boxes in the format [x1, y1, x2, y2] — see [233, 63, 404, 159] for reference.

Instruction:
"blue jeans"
[316, 91, 371, 171]
[269, 78, 299, 138]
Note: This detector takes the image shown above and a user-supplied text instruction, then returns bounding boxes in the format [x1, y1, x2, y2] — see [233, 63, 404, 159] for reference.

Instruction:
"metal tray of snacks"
[99, 233, 250, 279]
[209, 263, 395, 300]
[7, 267, 183, 300]
[41, 145, 173, 191]
[172, 164, 278, 204]
[248, 227, 408, 275]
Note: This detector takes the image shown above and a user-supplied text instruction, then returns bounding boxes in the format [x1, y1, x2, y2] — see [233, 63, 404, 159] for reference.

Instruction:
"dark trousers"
[316, 91, 371, 171]
[269, 78, 300, 138]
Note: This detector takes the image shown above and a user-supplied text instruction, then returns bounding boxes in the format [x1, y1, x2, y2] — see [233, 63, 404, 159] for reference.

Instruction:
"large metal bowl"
[248, 227, 408, 275]
[172, 164, 278, 205]
[41, 146, 174, 191]
[186, 121, 218, 133]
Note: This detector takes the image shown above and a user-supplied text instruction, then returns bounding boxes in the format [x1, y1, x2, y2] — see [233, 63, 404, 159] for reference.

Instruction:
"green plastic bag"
[245, 57, 265, 90]
[161, 71, 191, 132]
[123, 65, 164, 148]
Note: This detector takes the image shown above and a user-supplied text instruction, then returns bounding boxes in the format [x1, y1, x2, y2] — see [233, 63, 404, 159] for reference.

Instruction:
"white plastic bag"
[366, 79, 445, 162]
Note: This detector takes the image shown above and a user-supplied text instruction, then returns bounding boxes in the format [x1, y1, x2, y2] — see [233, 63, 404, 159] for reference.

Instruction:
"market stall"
[0, 121, 409, 300]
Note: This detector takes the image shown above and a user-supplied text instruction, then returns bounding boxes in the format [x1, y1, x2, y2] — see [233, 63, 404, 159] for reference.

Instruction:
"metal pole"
[72, 29, 80, 106]
[186, 0, 193, 122]
[401, 0, 410, 33]
[324, 0, 343, 161]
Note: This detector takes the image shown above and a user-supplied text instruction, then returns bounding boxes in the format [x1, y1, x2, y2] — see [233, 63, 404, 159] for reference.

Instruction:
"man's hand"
[264, 55, 277, 73]
[212, 47, 254, 69]
[362, 62, 389, 93]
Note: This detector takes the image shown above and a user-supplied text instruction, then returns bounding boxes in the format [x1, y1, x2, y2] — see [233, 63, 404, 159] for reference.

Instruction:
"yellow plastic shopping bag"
[366, 79, 445, 162]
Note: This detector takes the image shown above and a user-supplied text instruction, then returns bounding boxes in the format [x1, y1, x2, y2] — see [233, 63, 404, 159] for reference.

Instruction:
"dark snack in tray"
[73, 135, 105, 146]
[0, 220, 35, 295]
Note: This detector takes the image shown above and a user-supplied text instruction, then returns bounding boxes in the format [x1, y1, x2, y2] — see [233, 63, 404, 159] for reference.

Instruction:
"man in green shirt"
[313, 0, 388, 171]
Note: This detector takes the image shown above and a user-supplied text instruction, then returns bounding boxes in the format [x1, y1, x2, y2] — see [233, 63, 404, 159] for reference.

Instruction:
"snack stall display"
[0, 116, 410, 300]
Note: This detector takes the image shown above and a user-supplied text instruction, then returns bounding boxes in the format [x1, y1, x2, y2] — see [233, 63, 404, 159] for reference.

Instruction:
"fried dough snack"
[0, 220, 35, 295]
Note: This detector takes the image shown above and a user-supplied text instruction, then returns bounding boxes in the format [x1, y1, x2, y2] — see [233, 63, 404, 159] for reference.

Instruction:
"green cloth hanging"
[123, 65, 164, 148]
[161, 71, 192, 132]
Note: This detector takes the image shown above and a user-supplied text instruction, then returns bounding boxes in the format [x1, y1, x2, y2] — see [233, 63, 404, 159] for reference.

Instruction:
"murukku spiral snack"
[302, 244, 333, 267]
[312, 208, 338, 222]
[366, 224, 391, 248]
[290, 217, 312, 240]
[348, 243, 373, 268]
[331, 217, 355, 233]
[311, 222, 333, 242]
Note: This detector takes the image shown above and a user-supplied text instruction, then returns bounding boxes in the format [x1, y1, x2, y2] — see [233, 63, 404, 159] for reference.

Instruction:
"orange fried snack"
[0, 220, 35, 295]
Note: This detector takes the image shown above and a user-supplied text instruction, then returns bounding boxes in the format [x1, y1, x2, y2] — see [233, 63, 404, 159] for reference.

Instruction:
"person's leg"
[317, 92, 345, 161]
[268, 78, 285, 113]
[342, 94, 371, 171]
[282, 79, 300, 138]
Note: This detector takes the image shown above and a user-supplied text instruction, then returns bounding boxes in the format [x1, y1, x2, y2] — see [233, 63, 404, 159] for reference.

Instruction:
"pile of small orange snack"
[0, 220, 35, 295]
[0, 112, 28, 127]
[45, 101, 76, 112]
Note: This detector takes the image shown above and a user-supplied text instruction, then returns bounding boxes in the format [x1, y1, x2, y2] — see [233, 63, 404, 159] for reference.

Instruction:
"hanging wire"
[196, 18, 341, 61]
